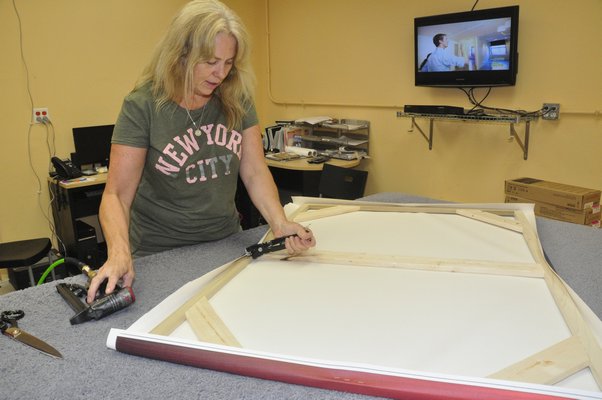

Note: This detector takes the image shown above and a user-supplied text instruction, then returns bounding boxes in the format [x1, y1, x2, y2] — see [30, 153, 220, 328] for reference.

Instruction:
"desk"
[266, 157, 361, 202]
[1, 193, 601, 400]
[48, 173, 108, 268]
[265, 157, 360, 171]
[48, 173, 263, 262]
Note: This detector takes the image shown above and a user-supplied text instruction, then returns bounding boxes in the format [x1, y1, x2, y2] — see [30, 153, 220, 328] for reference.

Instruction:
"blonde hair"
[136, 0, 255, 130]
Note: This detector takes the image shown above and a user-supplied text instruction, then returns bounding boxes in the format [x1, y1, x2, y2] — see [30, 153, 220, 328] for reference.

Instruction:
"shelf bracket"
[509, 120, 531, 160]
[410, 117, 434, 150]
[399, 112, 535, 160]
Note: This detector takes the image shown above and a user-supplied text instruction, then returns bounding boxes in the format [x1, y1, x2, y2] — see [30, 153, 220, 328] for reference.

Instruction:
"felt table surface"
[1, 193, 600, 400]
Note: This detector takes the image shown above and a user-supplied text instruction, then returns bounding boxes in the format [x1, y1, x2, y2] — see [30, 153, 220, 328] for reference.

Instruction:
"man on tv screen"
[420, 33, 467, 72]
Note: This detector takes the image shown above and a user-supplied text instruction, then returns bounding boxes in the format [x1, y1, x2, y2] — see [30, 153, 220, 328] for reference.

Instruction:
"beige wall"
[0, 0, 188, 243]
[230, 0, 602, 202]
[1, 0, 600, 244]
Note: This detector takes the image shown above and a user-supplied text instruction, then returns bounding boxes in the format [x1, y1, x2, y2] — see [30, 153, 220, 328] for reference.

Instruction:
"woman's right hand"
[86, 253, 135, 303]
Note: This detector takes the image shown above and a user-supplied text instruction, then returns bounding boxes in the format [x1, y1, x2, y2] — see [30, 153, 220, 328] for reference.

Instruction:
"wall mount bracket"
[397, 112, 538, 160]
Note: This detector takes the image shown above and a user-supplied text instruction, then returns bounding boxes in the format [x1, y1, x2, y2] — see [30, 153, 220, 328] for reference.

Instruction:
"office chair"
[0, 238, 54, 289]
[318, 163, 368, 200]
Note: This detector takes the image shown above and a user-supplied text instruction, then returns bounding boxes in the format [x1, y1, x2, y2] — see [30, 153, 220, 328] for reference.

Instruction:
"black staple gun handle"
[56, 283, 135, 325]
[245, 234, 298, 259]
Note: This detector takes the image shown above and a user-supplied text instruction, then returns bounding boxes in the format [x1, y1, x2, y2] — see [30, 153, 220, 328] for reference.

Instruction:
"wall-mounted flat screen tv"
[415, 6, 519, 87]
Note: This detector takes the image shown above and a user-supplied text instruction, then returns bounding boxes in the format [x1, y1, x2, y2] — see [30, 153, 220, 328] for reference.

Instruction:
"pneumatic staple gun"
[56, 258, 135, 325]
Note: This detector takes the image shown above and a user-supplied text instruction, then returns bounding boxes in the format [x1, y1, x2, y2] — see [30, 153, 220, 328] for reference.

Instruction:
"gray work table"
[1, 193, 600, 400]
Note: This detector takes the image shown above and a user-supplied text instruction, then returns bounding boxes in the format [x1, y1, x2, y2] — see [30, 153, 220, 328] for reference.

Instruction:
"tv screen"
[72, 124, 114, 168]
[415, 6, 519, 87]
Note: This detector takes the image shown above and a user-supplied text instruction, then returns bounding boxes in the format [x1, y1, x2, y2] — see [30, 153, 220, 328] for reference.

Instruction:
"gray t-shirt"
[112, 83, 258, 256]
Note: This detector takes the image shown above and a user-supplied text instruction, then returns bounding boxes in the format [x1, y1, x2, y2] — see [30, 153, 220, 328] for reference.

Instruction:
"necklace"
[185, 98, 209, 137]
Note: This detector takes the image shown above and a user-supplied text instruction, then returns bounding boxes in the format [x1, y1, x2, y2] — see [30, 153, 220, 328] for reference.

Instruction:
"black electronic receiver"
[404, 105, 465, 115]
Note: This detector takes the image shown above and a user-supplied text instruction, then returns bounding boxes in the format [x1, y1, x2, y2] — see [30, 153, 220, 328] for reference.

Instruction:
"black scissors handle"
[0, 310, 25, 332]
[1, 310, 25, 321]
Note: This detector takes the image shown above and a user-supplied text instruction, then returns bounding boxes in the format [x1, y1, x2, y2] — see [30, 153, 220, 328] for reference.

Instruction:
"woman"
[87, 0, 315, 302]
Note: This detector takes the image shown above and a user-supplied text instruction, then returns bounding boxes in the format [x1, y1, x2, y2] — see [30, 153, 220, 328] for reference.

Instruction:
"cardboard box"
[505, 194, 601, 227]
[504, 177, 601, 210]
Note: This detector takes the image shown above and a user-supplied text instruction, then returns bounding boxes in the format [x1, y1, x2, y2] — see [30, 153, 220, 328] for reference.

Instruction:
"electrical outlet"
[32, 107, 50, 124]
[542, 103, 560, 120]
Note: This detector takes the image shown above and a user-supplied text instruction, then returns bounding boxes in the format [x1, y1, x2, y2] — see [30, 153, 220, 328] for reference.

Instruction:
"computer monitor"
[71, 124, 114, 169]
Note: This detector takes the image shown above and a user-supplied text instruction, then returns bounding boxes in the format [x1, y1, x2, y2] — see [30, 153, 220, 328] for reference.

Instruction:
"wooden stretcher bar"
[185, 297, 241, 347]
[150, 255, 251, 336]
[275, 251, 543, 278]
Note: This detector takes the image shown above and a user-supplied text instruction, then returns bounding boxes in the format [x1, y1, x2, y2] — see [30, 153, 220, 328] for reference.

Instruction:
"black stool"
[0, 238, 54, 289]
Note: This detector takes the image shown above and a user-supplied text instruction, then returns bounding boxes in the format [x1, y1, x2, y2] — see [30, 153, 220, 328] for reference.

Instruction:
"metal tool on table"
[56, 257, 135, 325]
[57, 283, 135, 324]
[1, 309, 63, 358]
[244, 234, 299, 259]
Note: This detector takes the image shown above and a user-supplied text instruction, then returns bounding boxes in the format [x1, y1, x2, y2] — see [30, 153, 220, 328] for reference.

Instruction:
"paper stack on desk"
[265, 152, 301, 161]
[284, 146, 317, 157]
[294, 116, 333, 125]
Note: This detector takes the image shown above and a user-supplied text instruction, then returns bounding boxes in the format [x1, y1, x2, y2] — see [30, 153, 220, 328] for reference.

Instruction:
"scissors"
[1, 310, 63, 358]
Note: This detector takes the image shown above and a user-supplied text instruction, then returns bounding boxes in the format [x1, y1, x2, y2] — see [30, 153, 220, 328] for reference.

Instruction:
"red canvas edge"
[115, 336, 570, 400]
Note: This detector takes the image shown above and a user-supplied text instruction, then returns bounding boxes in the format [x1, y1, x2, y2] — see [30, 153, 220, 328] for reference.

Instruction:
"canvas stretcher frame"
[107, 199, 602, 400]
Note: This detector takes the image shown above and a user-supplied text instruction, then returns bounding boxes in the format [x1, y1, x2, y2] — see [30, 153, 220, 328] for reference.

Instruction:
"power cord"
[40, 117, 57, 173]
[12, 0, 34, 112]
[47, 176, 68, 258]
[13, 0, 66, 257]
[459, 87, 546, 118]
